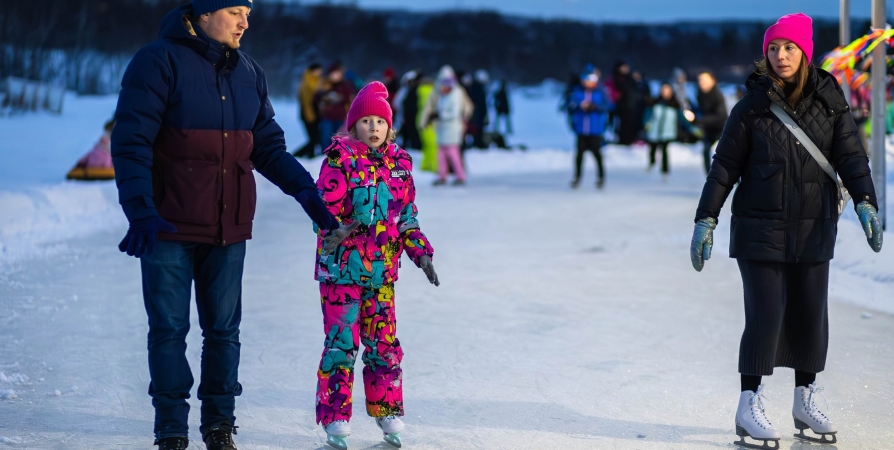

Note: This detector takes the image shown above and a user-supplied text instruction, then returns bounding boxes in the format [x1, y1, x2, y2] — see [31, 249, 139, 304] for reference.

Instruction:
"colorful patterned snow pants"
[316, 282, 403, 425]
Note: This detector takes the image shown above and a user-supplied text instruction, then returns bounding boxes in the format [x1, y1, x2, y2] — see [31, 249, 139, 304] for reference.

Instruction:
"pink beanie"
[763, 13, 814, 63]
[346, 81, 393, 131]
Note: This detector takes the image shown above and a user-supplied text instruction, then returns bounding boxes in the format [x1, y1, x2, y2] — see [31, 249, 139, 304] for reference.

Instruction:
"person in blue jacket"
[569, 68, 614, 189]
[110, 1, 345, 449]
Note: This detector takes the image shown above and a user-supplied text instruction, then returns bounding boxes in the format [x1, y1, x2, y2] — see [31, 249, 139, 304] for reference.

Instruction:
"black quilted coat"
[695, 67, 877, 263]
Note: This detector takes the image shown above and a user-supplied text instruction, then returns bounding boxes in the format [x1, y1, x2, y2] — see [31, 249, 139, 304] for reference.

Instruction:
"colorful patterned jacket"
[315, 136, 434, 288]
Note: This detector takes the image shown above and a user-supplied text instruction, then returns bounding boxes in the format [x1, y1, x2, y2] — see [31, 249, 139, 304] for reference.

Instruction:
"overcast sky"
[292, 0, 880, 23]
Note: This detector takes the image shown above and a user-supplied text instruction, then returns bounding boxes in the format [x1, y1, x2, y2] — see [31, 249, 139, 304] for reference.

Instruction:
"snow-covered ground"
[0, 86, 893, 449]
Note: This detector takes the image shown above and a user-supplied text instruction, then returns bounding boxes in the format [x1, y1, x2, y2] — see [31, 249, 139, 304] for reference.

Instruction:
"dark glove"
[417, 255, 440, 286]
[294, 190, 339, 231]
[118, 215, 177, 258]
[856, 201, 883, 252]
[690, 217, 717, 272]
[322, 221, 361, 253]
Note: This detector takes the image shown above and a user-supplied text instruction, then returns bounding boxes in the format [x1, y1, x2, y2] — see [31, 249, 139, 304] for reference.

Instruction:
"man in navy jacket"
[111, 1, 338, 448]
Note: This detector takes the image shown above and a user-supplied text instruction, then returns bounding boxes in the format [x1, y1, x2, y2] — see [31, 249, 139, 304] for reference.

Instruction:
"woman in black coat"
[689, 13, 883, 448]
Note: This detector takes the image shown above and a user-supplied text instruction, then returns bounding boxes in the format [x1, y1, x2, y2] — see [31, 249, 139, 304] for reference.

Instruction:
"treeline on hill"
[0, 0, 866, 95]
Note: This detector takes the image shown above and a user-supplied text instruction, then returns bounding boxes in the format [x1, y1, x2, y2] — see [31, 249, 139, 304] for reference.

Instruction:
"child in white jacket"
[420, 65, 474, 185]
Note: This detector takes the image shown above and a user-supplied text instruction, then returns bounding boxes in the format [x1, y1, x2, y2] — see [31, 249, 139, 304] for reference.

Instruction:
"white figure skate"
[375, 416, 405, 448]
[792, 383, 837, 444]
[734, 385, 781, 449]
[324, 420, 351, 450]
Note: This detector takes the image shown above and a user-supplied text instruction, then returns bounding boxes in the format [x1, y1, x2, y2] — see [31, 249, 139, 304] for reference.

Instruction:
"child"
[569, 68, 613, 189]
[643, 82, 700, 176]
[420, 65, 474, 186]
[313, 81, 440, 450]
[66, 118, 116, 180]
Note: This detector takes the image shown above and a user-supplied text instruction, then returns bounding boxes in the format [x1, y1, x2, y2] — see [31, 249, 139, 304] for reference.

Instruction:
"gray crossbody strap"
[769, 103, 838, 184]
[769, 103, 850, 214]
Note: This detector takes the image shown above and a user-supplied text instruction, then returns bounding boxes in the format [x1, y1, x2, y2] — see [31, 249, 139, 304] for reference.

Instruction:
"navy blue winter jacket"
[112, 4, 324, 245]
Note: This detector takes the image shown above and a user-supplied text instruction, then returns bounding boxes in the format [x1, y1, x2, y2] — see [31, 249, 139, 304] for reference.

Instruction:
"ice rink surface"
[1, 164, 893, 449]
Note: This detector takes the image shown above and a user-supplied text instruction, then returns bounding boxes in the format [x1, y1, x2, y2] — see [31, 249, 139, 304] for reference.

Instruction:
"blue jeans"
[319, 119, 343, 152]
[140, 240, 246, 439]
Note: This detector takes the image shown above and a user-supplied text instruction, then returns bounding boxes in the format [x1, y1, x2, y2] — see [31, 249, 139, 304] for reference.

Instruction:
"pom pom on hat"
[346, 81, 393, 131]
[763, 13, 814, 63]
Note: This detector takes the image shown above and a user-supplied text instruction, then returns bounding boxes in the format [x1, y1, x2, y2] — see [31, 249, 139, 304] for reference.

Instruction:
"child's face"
[354, 115, 389, 149]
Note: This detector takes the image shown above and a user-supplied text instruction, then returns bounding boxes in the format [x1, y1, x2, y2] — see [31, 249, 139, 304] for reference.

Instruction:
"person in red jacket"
[111, 2, 339, 448]
[316, 63, 355, 151]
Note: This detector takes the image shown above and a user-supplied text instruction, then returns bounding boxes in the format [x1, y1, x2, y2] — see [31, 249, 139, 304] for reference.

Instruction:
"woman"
[643, 82, 698, 176]
[690, 13, 883, 448]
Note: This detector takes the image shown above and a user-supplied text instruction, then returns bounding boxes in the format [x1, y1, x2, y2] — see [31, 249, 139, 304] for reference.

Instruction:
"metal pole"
[841, 0, 851, 45]
[841, 0, 852, 106]
[871, 0, 887, 229]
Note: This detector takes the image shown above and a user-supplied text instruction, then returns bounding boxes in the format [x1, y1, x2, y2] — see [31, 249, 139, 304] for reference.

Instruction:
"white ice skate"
[734, 385, 781, 449]
[324, 420, 351, 450]
[792, 383, 837, 444]
[375, 415, 405, 448]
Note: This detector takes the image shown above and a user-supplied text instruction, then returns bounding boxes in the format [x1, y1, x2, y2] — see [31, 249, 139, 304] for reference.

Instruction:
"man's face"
[197, 6, 250, 49]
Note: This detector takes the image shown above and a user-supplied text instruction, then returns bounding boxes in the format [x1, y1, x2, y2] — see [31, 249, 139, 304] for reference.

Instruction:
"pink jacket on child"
[315, 136, 434, 288]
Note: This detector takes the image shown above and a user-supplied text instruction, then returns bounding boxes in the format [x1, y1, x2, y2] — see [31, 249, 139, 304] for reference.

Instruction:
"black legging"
[649, 140, 670, 174]
[574, 135, 604, 182]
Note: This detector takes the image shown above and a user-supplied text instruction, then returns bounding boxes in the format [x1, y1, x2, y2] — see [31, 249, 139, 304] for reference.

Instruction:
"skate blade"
[383, 432, 402, 448]
[733, 436, 780, 450]
[794, 429, 837, 444]
[326, 435, 348, 450]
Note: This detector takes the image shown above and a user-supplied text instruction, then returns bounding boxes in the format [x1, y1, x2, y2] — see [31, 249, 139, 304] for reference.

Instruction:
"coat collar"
[745, 66, 849, 116]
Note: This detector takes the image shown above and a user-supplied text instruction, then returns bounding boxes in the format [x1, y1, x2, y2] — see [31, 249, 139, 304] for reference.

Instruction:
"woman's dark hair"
[756, 54, 811, 109]
[650, 82, 681, 109]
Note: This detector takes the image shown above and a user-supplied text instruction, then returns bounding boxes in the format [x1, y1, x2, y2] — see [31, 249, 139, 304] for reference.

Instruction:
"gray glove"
[417, 255, 440, 286]
[322, 221, 361, 253]
[690, 217, 717, 272]
[856, 201, 883, 253]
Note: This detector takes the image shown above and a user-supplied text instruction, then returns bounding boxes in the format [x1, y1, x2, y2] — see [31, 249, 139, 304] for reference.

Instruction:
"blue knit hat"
[192, 0, 253, 17]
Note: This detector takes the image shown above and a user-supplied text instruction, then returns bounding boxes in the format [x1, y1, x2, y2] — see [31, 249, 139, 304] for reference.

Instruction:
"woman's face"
[767, 39, 803, 82]
[354, 115, 388, 149]
[660, 85, 673, 100]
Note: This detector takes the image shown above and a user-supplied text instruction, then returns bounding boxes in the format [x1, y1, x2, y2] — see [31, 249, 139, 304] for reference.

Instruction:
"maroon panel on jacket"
[152, 126, 255, 245]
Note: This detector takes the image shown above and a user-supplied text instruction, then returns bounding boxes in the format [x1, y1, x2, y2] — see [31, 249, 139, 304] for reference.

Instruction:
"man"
[111, 2, 341, 449]
[293, 62, 323, 158]
[695, 71, 728, 174]
[315, 63, 354, 151]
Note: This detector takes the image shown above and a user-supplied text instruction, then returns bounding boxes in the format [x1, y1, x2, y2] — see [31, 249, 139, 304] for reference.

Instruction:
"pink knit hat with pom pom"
[346, 81, 393, 130]
[763, 13, 814, 64]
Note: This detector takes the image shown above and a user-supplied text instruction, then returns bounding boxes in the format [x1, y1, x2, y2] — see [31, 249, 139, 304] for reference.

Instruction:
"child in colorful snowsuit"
[313, 81, 440, 449]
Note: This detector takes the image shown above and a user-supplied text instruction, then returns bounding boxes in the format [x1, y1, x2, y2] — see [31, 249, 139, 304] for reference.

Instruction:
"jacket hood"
[159, 3, 238, 70]
[745, 66, 848, 116]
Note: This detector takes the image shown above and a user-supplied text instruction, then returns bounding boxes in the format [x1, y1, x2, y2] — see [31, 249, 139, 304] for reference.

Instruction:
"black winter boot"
[203, 422, 238, 450]
[155, 437, 188, 450]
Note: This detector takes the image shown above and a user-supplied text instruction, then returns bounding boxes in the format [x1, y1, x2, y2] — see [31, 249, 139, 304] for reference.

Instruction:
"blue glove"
[294, 190, 339, 231]
[690, 217, 717, 272]
[118, 215, 177, 258]
[856, 201, 883, 253]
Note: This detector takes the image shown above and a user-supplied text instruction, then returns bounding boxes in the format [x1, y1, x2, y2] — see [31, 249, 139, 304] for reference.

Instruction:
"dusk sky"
[293, 0, 880, 23]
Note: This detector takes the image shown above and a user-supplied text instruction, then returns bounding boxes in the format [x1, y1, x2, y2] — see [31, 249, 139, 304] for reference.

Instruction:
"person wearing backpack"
[689, 13, 883, 449]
